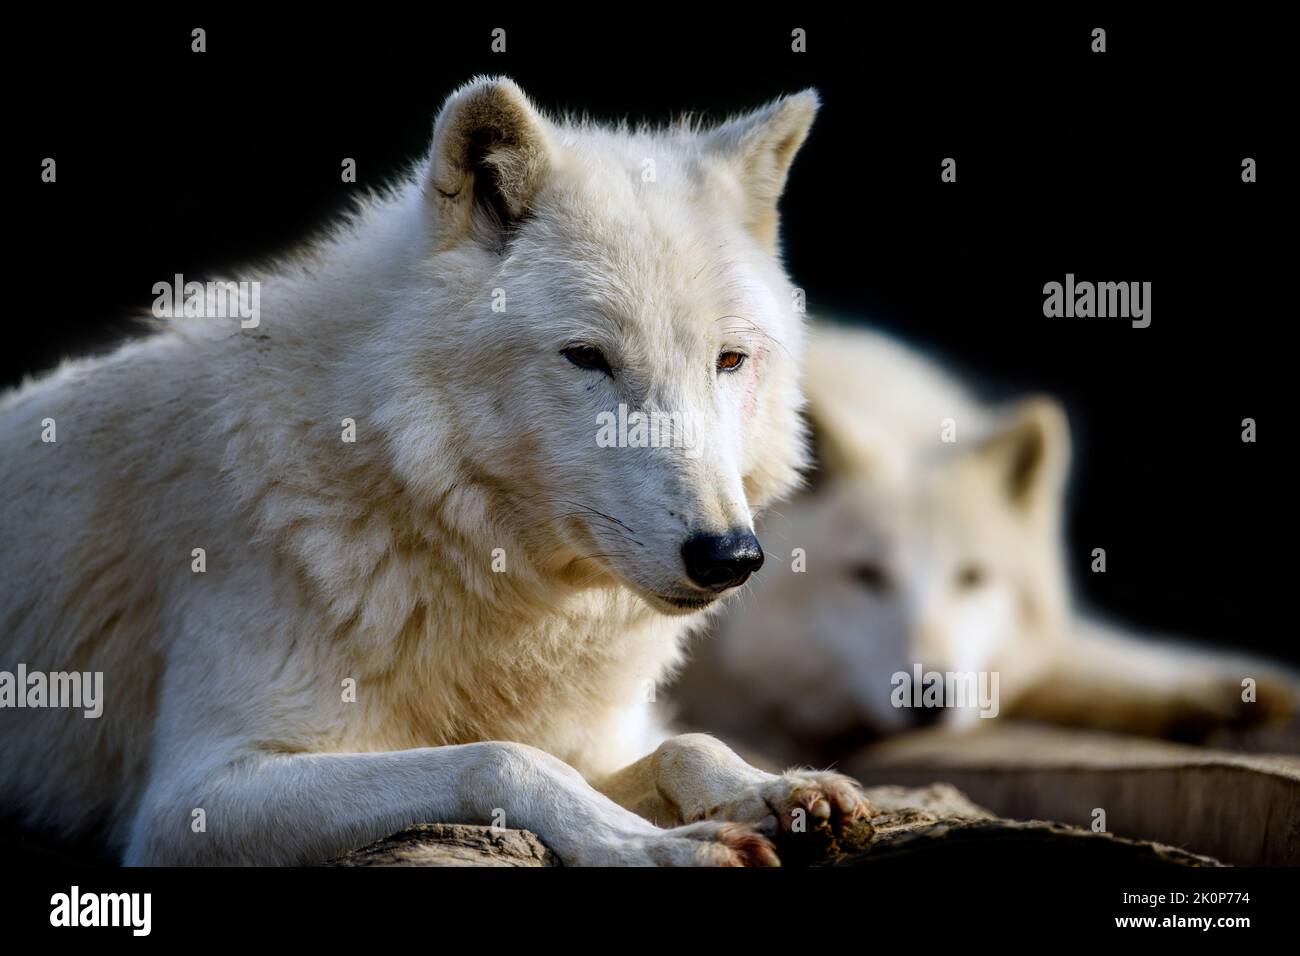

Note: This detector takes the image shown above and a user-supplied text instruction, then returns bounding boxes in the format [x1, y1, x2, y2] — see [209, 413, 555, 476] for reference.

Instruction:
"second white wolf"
[675, 323, 1297, 764]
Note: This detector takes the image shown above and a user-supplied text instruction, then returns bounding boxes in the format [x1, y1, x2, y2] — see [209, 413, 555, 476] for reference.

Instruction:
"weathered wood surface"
[323, 822, 561, 867]
[844, 724, 1300, 866]
[322, 782, 1219, 867]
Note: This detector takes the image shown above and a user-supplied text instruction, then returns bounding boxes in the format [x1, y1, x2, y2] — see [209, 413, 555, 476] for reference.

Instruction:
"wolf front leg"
[1008, 621, 1299, 743]
[123, 741, 778, 866]
[595, 733, 872, 840]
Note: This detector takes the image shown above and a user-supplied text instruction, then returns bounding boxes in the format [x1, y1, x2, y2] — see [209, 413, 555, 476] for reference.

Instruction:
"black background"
[11, 11, 1287, 661]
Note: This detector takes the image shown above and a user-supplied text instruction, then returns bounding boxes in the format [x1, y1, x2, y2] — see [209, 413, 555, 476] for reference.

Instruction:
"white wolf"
[0, 78, 872, 865]
[675, 323, 1297, 764]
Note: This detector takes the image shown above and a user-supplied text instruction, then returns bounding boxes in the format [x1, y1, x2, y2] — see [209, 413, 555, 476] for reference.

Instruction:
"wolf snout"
[681, 530, 764, 591]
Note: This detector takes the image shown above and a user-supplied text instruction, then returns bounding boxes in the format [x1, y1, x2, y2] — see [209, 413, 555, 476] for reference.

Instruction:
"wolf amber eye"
[956, 564, 986, 590]
[716, 351, 746, 372]
[562, 345, 613, 377]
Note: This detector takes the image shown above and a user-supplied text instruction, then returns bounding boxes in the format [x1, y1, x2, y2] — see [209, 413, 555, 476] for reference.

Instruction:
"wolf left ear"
[803, 393, 903, 490]
[426, 76, 555, 250]
[977, 397, 1072, 511]
[707, 90, 820, 253]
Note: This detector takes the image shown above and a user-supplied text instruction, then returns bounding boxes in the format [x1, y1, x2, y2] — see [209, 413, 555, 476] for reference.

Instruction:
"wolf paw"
[592, 820, 779, 866]
[1160, 670, 1300, 743]
[714, 770, 874, 841]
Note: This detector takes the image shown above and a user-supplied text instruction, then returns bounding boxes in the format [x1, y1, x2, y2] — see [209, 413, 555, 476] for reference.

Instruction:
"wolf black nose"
[681, 531, 764, 591]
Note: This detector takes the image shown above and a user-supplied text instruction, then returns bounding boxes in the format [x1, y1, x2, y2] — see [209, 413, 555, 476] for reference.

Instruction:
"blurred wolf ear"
[802, 398, 906, 491]
[708, 90, 820, 253]
[427, 77, 555, 250]
[976, 397, 1072, 512]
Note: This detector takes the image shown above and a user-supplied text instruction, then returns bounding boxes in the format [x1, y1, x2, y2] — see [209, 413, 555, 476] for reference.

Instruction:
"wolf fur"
[0, 78, 872, 865]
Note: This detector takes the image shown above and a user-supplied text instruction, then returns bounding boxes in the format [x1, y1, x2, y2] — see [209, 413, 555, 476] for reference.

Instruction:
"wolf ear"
[707, 90, 820, 253]
[976, 397, 1072, 512]
[426, 77, 554, 250]
[803, 399, 902, 490]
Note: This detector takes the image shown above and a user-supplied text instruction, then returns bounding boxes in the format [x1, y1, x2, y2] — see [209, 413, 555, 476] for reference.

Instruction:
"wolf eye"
[562, 345, 613, 377]
[716, 350, 746, 373]
[849, 562, 890, 592]
[955, 564, 986, 590]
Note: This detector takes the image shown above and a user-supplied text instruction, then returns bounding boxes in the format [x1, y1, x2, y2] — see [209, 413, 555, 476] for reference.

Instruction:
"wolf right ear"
[977, 397, 1072, 512]
[707, 90, 820, 254]
[426, 77, 555, 250]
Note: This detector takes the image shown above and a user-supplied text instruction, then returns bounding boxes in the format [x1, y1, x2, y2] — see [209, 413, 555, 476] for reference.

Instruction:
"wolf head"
[382, 78, 818, 615]
[826, 397, 1074, 710]
[702, 336, 1074, 739]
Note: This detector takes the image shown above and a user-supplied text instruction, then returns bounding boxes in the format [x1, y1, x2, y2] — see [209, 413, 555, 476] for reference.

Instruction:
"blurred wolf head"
[676, 324, 1298, 760]
[677, 325, 1073, 749]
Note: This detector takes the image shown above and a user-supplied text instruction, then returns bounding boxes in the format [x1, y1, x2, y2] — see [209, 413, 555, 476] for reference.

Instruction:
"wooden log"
[320, 782, 1218, 867]
[844, 724, 1300, 866]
